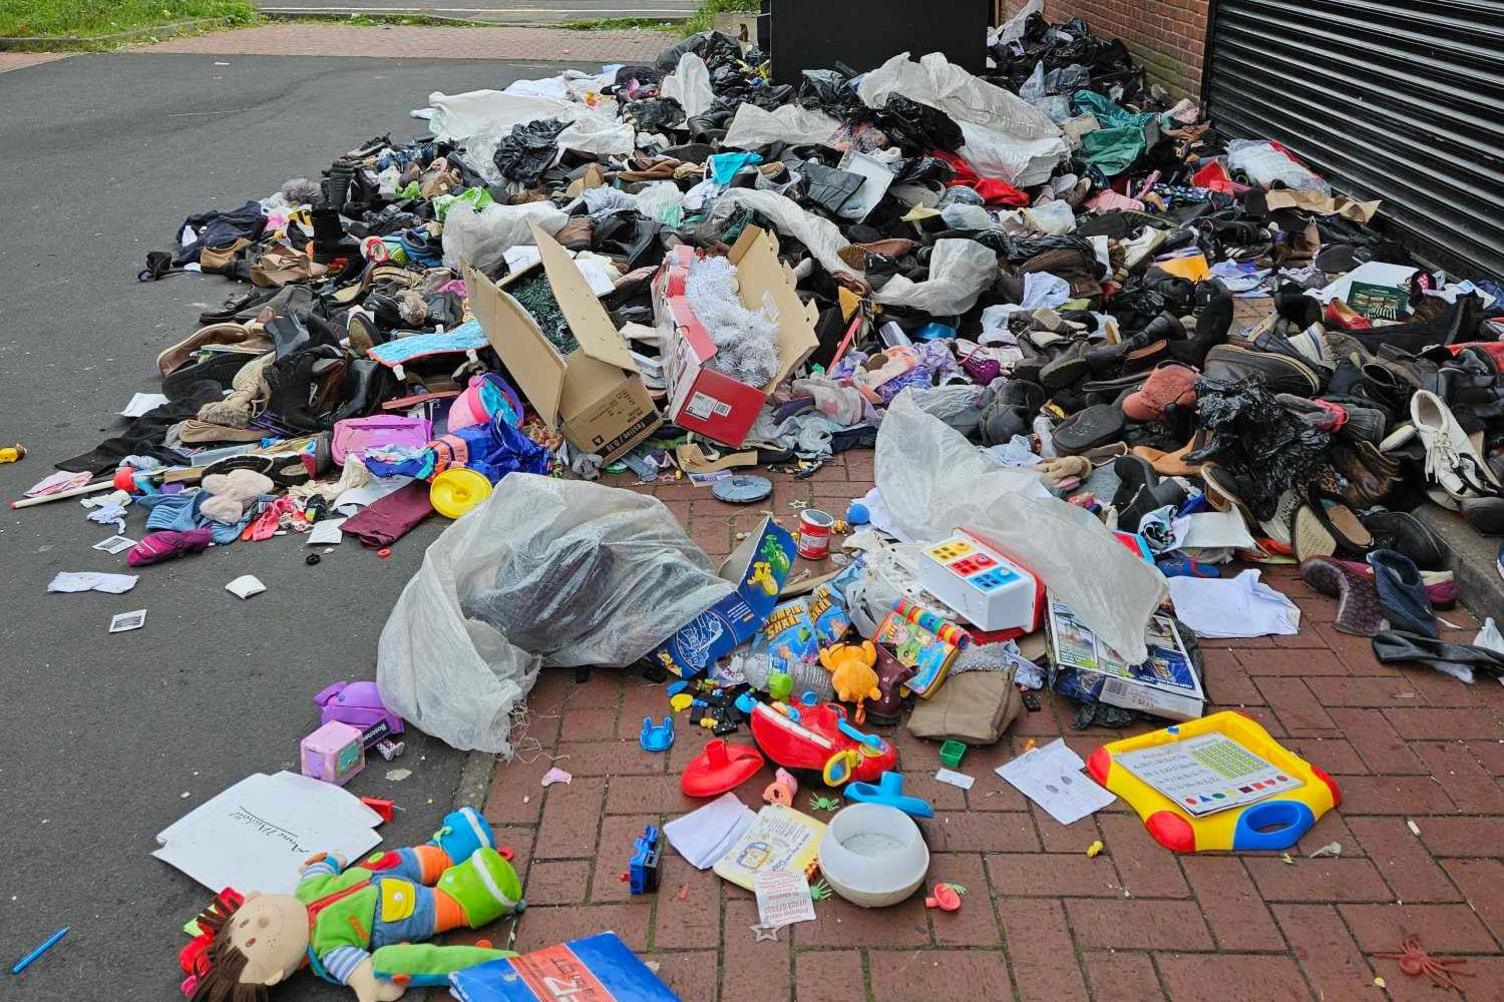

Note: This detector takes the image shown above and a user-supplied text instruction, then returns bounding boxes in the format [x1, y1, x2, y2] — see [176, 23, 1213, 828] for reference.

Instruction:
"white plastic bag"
[875, 393, 1166, 662]
[1227, 139, 1330, 194]
[660, 52, 714, 119]
[634, 180, 687, 224]
[425, 89, 578, 145]
[555, 114, 636, 156]
[858, 52, 1063, 142]
[711, 188, 856, 279]
[440, 200, 568, 270]
[723, 103, 842, 150]
[377, 475, 734, 755]
[959, 120, 1070, 187]
[872, 239, 998, 315]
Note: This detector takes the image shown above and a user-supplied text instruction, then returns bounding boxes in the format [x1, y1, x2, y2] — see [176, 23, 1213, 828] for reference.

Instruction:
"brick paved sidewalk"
[470, 457, 1504, 1002]
[131, 23, 672, 61]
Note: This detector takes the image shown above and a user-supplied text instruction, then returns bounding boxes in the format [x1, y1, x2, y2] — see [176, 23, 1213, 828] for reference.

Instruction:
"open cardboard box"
[654, 226, 820, 447]
[462, 224, 661, 463]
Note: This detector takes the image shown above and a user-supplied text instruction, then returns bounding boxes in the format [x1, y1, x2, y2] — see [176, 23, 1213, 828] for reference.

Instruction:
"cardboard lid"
[529, 223, 638, 374]
[463, 261, 565, 428]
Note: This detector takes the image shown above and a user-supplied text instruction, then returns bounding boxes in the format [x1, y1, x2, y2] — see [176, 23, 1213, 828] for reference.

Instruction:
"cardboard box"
[449, 931, 676, 1002]
[463, 225, 661, 463]
[650, 516, 797, 678]
[654, 227, 820, 447]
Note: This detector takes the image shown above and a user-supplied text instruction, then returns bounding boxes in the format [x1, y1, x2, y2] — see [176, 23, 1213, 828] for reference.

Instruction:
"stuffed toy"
[819, 640, 882, 722]
[184, 807, 522, 1002]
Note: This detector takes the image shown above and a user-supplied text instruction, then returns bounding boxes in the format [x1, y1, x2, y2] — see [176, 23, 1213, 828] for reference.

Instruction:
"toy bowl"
[817, 803, 929, 908]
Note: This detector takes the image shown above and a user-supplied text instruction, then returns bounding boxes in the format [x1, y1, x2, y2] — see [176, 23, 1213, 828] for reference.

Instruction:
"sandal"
[1291, 484, 1374, 562]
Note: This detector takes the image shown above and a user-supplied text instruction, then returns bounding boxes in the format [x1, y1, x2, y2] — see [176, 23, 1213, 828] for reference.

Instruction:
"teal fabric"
[1073, 91, 1156, 176]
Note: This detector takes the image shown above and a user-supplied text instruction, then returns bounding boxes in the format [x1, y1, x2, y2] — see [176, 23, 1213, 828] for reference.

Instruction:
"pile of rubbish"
[15, 10, 1504, 995]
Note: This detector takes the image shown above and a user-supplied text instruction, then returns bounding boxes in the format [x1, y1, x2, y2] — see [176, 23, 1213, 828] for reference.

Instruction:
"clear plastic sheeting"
[1227, 139, 1331, 195]
[425, 90, 580, 145]
[555, 115, 637, 157]
[857, 52, 1068, 185]
[710, 188, 856, 279]
[722, 103, 842, 150]
[660, 52, 715, 119]
[875, 393, 1165, 662]
[872, 238, 998, 315]
[377, 474, 734, 755]
[441, 200, 568, 270]
[993, 0, 1043, 46]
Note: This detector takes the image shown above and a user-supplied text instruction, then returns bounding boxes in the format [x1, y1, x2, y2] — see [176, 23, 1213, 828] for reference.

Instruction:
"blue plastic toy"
[846, 501, 870, 526]
[845, 771, 934, 818]
[639, 716, 675, 752]
[628, 825, 663, 894]
[734, 691, 759, 716]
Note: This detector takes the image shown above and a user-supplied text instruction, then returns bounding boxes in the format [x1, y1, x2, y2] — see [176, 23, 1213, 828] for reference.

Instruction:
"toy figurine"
[819, 641, 882, 722]
[183, 807, 523, 1002]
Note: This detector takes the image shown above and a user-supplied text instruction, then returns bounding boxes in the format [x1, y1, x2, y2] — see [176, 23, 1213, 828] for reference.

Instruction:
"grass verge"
[0, 0, 257, 39]
[681, 0, 757, 36]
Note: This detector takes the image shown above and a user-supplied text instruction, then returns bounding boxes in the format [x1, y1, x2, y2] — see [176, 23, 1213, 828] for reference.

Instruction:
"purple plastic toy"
[314, 681, 405, 735]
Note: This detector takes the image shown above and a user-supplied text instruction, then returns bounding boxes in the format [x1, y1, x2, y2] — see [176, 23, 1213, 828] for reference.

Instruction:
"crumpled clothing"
[1136, 504, 1178, 552]
[746, 409, 845, 460]
[138, 490, 261, 545]
[791, 375, 875, 426]
[173, 200, 267, 266]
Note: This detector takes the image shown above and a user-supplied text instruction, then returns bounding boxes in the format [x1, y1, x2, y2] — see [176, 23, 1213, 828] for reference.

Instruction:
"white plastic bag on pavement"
[994, 0, 1042, 46]
[1227, 139, 1331, 194]
[723, 103, 842, 150]
[441, 200, 568, 270]
[875, 393, 1166, 662]
[872, 239, 998, 315]
[378, 475, 734, 755]
[425, 89, 578, 144]
[661, 52, 714, 119]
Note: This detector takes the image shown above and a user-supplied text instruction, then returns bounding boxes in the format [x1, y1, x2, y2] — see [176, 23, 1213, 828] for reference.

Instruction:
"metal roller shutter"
[1204, 0, 1504, 281]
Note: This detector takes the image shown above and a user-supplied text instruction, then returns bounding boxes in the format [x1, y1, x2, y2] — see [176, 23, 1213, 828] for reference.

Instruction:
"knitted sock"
[126, 528, 213, 567]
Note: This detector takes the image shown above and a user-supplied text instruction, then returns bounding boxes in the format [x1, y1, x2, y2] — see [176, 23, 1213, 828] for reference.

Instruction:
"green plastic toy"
[939, 740, 967, 769]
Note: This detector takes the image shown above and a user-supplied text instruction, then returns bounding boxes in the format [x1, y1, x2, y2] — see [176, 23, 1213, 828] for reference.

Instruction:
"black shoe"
[1204, 344, 1323, 395]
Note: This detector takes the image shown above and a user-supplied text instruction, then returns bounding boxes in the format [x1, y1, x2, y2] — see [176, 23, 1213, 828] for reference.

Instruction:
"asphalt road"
[0, 53, 586, 1002]
[258, 0, 700, 25]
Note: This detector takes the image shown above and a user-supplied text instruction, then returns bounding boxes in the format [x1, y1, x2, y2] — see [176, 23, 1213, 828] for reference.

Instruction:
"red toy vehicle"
[750, 701, 897, 785]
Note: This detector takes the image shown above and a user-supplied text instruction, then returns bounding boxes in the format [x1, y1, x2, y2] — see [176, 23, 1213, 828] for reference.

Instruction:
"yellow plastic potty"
[430, 467, 493, 519]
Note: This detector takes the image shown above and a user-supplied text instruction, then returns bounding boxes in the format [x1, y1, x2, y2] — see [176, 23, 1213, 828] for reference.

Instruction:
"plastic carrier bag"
[875, 393, 1165, 662]
[377, 474, 733, 755]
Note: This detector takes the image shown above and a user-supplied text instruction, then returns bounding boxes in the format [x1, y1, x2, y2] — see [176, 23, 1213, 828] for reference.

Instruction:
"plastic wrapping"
[722, 103, 842, 150]
[872, 238, 998, 315]
[1228, 139, 1331, 194]
[633, 180, 686, 224]
[425, 90, 579, 145]
[875, 393, 1165, 662]
[711, 188, 856, 279]
[660, 53, 714, 119]
[440, 200, 568, 270]
[377, 475, 734, 755]
[555, 115, 637, 157]
[958, 120, 1070, 187]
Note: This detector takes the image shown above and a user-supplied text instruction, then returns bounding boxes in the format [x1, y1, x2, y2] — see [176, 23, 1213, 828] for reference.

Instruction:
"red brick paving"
[467, 458, 1504, 1000]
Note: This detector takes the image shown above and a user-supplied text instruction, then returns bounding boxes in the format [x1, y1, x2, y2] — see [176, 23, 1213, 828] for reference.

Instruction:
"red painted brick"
[1096, 812, 1191, 898]
[1385, 706, 1501, 740]
[1441, 859, 1504, 946]
[987, 852, 1123, 897]
[869, 950, 1012, 1002]
[1237, 648, 1348, 676]
[1202, 649, 1264, 706]
[1414, 742, 1504, 814]
[484, 757, 550, 825]
[535, 775, 606, 859]
[793, 950, 867, 1002]
[1305, 675, 1422, 708]
[997, 897, 1087, 1002]
[646, 951, 717, 1002]
[1398, 665, 1489, 707]
[1255, 676, 1339, 734]
[1065, 899, 1214, 951]
[1082, 951, 1162, 1002]
[1156, 953, 1309, 1002]
[1415, 816, 1504, 857]
[1271, 903, 1376, 1002]
[1181, 857, 1285, 949]
[1328, 708, 1427, 775]
[1346, 816, 1461, 903]
[605, 773, 698, 815]
[927, 854, 1000, 945]
[1283, 737, 1368, 775]
[1243, 857, 1393, 904]
[795, 892, 930, 949]
[1295, 810, 1363, 858]
[1337, 775, 1456, 815]
[1338, 902, 1499, 953]
[653, 856, 723, 951]
[559, 705, 620, 742]
[722, 898, 790, 1002]
[524, 859, 591, 906]
[1469, 739, 1504, 777]
[921, 811, 1041, 853]
[592, 814, 660, 902]
[554, 739, 666, 776]
[515, 902, 652, 952]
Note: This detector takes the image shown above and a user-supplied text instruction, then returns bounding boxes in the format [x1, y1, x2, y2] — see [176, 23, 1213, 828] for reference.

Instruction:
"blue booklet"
[449, 932, 678, 1002]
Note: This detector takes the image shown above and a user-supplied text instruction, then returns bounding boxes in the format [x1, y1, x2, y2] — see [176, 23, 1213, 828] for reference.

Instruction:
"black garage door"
[1204, 0, 1504, 282]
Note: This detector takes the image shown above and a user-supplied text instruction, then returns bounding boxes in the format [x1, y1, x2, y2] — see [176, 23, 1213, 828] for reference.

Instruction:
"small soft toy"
[185, 807, 522, 1002]
[819, 641, 882, 722]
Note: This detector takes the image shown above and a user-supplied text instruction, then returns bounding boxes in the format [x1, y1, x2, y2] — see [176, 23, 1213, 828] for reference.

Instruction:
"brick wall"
[1003, 0, 1210, 98]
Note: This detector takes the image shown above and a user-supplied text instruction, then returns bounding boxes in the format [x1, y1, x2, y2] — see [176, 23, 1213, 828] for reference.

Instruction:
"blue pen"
[12, 926, 67, 974]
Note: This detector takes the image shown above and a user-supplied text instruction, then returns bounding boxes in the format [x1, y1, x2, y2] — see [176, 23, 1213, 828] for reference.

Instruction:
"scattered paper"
[754, 869, 817, 929]
[225, 575, 267, 599]
[935, 768, 975, 790]
[120, 392, 170, 418]
[333, 476, 412, 514]
[712, 805, 827, 891]
[306, 518, 347, 546]
[153, 770, 382, 893]
[92, 535, 136, 554]
[50, 571, 138, 594]
[109, 609, 148, 633]
[1166, 570, 1301, 638]
[386, 768, 412, 782]
[664, 792, 755, 870]
[541, 767, 572, 787]
[995, 738, 1116, 826]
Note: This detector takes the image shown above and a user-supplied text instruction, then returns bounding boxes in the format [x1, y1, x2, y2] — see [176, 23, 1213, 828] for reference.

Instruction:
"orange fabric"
[412, 844, 450, 883]
[433, 889, 467, 932]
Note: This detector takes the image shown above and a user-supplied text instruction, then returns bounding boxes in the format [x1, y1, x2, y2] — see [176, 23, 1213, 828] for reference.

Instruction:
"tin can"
[797, 508, 834, 560]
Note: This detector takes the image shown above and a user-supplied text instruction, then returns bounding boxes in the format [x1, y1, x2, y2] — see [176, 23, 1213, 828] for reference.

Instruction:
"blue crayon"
[12, 926, 67, 974]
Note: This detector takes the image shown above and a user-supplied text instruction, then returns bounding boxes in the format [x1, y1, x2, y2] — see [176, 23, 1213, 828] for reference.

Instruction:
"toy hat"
[681, 739, 764, 798]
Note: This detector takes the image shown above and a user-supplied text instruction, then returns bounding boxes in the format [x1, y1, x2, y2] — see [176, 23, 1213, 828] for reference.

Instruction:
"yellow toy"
[1086, 711, 1340, 854]
[818, 641, 881, 722]
[747, 561, 779, 596]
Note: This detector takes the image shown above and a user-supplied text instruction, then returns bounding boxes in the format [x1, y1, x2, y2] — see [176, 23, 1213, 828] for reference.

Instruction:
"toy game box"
[449, 932, 678, 1002]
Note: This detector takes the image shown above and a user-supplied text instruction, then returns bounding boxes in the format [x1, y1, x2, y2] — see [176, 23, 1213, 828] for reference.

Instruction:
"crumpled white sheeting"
[872, 239, 998, 315]
[745, 409, 844, 459]
[711, 188, 856, 279]
[660, 53, 714, 119]
[722, 103, 842, 150]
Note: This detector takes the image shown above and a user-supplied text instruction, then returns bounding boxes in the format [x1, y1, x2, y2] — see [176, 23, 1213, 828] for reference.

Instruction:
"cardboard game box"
[650, 516, 798, 678]
[464, 225, 661, 463]
[653, 227, 820, 447]
[449, 931, 678, 1002]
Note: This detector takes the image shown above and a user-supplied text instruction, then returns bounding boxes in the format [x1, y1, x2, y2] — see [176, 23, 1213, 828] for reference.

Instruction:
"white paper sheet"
[935, 768, 976, 790]
[306, 518, 347, 545]
[1174, 510, 1257, 550]
[754, 869, 817, 928]
[995, 738, 1115, 825]
[333, 476, 411, 514]
[92, 535, 136, 554]
[663, 792, 755, 870]
[1167, 569, 1301, 638]
[154, 771, 383, 894]
[120, 392, 170, 418]
[49, 571, 138, 594]
[225, 574, 267, 599]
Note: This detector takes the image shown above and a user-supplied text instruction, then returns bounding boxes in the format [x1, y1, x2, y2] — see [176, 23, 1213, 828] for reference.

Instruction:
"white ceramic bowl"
[817, 802, 930, 908]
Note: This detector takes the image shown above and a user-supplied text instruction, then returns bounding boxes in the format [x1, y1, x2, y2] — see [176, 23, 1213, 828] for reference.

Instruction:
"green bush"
[682, 0, 758, 37]
[0, 0, 257, 38]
